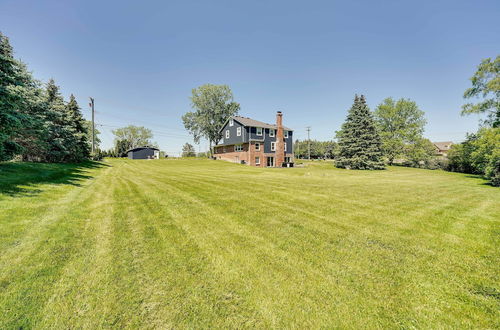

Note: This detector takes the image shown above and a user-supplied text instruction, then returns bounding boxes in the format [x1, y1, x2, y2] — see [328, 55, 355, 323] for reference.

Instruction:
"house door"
[266, 157, 275, 167]
[235, 156, 239, 163]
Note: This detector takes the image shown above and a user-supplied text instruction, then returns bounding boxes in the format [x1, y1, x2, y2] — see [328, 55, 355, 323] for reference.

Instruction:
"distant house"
[214, 111, 294, 167]
[127, 146, 160, 159]
[433, 141, 453, 156]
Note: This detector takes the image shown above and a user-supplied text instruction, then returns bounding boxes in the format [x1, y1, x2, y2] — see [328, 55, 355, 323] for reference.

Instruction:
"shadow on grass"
[463, 174, 496, 186]
[0, 161, 109, 197]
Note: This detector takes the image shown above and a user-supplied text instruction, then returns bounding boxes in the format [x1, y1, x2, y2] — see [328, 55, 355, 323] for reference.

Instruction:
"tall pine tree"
[0, 32, 26, 160]
[65, 94, 90, 162]
[336, 95, 385, 170]
[43, 79, 74, 162]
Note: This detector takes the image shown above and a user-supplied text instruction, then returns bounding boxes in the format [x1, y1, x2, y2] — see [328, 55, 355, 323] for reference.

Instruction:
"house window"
[223, 147, 226, 153]
[234, 144, 243, 152]
[256, 127, 263, 136]
[229, 119, 234, 126]
[284, 142, 287, 151]
[226, 130, 230, 139]
[269, 129, 275, 137]
[285, 156, 291, 163]
[284, 131, 288, 138]
[271, 142, 276, 151]
[255, 156, 260, 165]
[237, 127, 241, 136]
[255, 143, 260, 151]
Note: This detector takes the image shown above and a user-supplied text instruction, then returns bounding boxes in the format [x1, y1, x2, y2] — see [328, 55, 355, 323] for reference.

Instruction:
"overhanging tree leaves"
[461, 55, 500, 128]
[182, 84, 240, 156]
[336, 95, 385, 170]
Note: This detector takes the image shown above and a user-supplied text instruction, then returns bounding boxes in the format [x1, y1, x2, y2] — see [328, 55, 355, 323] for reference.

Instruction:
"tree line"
[331, 55, 499, 186]
[446, 56, 499, 186]
[1, 32, 91, 163]
[296, 96, 437, 167]
[1, 32, 165, 162]
[2, 29, 497, 185]
[182, 55, 498, 185]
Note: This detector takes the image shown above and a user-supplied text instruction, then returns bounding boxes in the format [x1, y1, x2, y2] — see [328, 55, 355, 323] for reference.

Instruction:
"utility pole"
[306, 126, 311, 160]
[89, 97, 95, 154]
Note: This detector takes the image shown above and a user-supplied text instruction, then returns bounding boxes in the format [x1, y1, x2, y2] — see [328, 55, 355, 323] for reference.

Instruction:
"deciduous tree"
[182, 143, 196, 157]
[461, 56, 500, 128]
[374, 97, 427, 164]
[404, 138, 436, 167]
[182, 84, 240, 156]
[112, 125, 154, 153]
[448, 128, 500, 186]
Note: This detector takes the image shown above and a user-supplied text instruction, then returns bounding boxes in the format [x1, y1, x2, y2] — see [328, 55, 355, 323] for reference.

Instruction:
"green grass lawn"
[1, 158, 499, 328]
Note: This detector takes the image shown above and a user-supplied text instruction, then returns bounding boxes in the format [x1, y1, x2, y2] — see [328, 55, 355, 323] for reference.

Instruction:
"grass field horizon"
[1, 158, 499, 328]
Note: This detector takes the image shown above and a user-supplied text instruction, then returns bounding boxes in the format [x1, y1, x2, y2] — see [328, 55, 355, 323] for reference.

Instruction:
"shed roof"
[126, 146, 160, 153]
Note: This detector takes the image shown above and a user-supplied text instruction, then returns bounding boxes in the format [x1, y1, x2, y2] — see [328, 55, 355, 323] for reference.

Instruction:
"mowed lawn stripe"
[0, 164, 111, 328]
[110, 160, 499, 327]
[38, 164, 119, 328]
[124, 175, 266, 328]
[117, 162, 354, 326]
[0, 158, 498, 328]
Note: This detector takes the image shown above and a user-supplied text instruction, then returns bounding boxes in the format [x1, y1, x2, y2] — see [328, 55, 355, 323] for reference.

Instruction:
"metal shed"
[126, 147, 160, 159]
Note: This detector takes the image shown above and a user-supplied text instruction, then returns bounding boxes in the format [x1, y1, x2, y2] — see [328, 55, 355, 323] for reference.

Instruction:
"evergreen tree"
[43, 79, 74, 162]
[65, 94, 90, 162]
[0, 32, 26, 160]
[14, 62, 51, 162]
[336, 95, 385, 170]
[115, 139, 130, 157]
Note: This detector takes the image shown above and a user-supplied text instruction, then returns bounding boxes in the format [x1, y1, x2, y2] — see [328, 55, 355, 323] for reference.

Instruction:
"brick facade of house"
[214, 112, 294, 167]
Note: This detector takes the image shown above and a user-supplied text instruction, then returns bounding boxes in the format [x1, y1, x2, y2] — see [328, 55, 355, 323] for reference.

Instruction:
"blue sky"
[1, 0, 499, 155]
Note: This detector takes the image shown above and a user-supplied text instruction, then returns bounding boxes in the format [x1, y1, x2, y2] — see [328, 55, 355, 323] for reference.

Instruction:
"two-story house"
[214, 111, 294, 167]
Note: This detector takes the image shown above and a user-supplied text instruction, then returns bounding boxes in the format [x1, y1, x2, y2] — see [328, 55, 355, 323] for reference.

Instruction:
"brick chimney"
[275, 111, 285, 167]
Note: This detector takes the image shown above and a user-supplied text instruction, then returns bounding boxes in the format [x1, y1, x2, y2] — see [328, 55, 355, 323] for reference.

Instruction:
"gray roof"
[229, 115, 292, 131]
[126, 146, 160, 153]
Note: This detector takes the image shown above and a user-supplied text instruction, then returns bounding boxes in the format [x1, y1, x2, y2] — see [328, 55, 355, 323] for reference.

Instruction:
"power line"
[96, 97, 180, 119]
[97, 111, 188, 132]
[96, 123, 192, 139]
